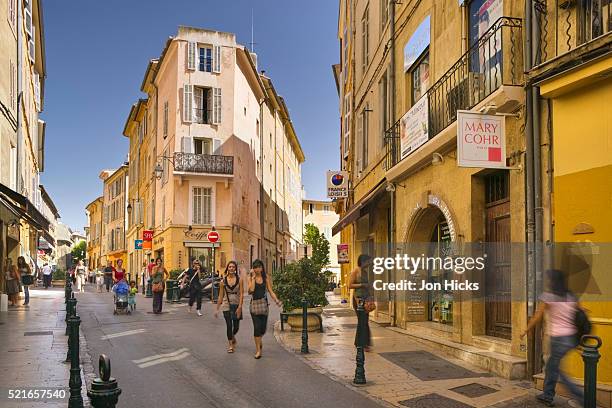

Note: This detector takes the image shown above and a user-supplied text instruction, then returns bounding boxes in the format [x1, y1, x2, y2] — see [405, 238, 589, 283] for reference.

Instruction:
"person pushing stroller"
[112, 279, 130, 315]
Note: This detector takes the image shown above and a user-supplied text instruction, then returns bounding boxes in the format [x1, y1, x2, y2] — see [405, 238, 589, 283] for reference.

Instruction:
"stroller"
[113, 280, 130, 315]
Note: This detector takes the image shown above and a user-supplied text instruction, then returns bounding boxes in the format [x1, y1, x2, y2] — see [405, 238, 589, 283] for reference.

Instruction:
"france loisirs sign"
[326, 171, 349, 198]
[457, 111, 506, 168]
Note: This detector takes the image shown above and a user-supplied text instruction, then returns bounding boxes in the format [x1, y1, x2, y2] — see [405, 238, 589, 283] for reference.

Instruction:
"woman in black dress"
[247, 259, 281, 359]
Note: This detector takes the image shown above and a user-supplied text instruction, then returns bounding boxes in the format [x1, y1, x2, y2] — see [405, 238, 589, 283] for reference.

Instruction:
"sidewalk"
[274, 295, 578, 408]
[0, 288, 95, 408]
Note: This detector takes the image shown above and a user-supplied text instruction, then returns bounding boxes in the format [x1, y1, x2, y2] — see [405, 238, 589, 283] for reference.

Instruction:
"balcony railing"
[384, 17, 523, 171]
[534, 0, 611, 64]
[174, 152, 234, 175]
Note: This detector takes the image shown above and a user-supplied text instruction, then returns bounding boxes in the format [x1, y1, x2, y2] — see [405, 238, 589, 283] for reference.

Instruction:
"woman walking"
[75, 260, 87, 293]
[521, 269, 584, 407]
[6, 264, 21, 306]
[349, 254, 374, 351]
[17, 256, 33, 305]
[182, 259, 204, 316]
[247, 259, 281, 359]
[151, 258, 168, 314]
[215, 261, 244, 353]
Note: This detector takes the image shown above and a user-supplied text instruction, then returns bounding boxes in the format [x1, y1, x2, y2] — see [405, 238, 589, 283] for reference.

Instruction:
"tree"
[71, 240, 86, 265]
[272, 258, 331, 310]
[304, 223, 330, 271]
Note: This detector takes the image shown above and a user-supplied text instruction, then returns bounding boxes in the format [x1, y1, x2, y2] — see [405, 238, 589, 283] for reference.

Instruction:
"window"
[9, 145, 16, 190]
[199, 47, 212, 72]
[361, 105, 369, 169]
[361, 5, 370, 73]
[8, 0, 16, 32]
[162, 148, 169, 184]
[194, 138, 212, 155]
[379, 69, 389, 146]
[183, 85, 193, 122]
[187, 42, 196, 70]
[163, 101, 169, 138]
[10, 61, 16, 111]
[381, 0, 389, 30]
[194, 87, 211, 124]
[323, 227, 332, 239]
[309, 203, 314, 214]
[343, 93, 351, 158]
[213, 45, 222, 73]
[193, 187, 212, 225]
[323, 205, 330, 213]
[410, 51, 429, 104]
[212, 88, 222, 124]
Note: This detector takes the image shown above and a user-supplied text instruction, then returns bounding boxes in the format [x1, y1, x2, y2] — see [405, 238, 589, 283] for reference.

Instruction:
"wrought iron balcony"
[384, 17, 523, 170]
[173, 152, 234, 175]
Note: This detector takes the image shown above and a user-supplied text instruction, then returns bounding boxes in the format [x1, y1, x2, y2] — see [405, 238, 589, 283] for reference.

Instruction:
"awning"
[0, 183, 50, 232]
[332, 180, 388, 236]
[183, 241, 220, 248]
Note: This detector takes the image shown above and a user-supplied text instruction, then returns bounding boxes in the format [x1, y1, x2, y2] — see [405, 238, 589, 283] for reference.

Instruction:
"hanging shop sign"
[404, 15, 430, 72]
[457, 111, 506, 168]
[143, 230, 154, 241]
[143, 240, 152, 250]
[400, 94, 429, 160]
[326, 171, 349, 198]
[135, 240, 143, 250]
[337, 244, 349, 264]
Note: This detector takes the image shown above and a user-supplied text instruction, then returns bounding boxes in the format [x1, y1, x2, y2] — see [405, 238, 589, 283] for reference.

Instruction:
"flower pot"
[287, 307, 323, 332]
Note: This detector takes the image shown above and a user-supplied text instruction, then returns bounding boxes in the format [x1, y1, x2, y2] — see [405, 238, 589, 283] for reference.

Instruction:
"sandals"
[254, 352, 262, 359]
[227, 346, 234, 353]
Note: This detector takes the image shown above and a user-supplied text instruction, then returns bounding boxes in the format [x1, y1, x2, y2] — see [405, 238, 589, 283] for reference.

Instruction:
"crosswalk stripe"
[137, 352, 191, 368]
[101, 329, 146, 340]
[132, 348, 189, 364]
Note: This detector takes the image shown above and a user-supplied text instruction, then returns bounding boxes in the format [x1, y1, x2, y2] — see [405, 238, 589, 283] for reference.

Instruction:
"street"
[76, 289, 381, 408]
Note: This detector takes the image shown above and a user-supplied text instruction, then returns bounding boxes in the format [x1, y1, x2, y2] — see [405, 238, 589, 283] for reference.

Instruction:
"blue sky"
[41, 0, 340, 231]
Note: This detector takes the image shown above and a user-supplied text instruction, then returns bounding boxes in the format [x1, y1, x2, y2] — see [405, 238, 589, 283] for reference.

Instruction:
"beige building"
[0, 0, 51, 291]
[334, 0, 528, 379]
[302, 199, 341, 281]
[118, 26, 304, 277]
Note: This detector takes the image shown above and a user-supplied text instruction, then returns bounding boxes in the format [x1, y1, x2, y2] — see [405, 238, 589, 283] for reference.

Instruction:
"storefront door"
[428, 220, 453, 325]
[189, 248, 213, 274]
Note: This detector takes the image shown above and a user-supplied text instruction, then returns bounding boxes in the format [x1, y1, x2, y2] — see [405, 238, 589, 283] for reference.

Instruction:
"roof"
[303, 199, 334, 205]
[85, 196, 103, 211]
[39, 184, 60, 218]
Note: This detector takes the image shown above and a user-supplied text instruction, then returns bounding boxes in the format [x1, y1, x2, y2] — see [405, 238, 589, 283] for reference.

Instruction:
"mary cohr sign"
[457, 111, 506, 168]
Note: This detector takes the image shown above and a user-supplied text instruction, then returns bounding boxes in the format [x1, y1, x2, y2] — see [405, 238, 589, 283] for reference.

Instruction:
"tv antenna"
[248, 8, 257, 52]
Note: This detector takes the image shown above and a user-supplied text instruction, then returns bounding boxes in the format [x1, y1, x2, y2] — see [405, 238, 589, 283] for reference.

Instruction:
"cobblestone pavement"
[274, 295, 579, 408]
[0, 287, 94, 408]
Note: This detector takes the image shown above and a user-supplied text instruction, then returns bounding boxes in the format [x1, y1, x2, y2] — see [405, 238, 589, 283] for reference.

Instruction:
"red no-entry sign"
[207, 230, 219, 243]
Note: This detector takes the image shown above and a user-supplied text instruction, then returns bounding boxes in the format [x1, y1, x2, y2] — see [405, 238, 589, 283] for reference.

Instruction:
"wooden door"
[485, 172, 511, 339]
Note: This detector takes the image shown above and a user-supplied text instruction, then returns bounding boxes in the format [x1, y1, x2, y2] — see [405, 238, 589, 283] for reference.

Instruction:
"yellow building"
[85, 197, 103, 271]
[100, 167, 128, 269]
[528, 1, 612, 399]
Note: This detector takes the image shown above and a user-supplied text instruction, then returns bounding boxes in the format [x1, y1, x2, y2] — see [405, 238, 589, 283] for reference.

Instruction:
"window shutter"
[213, 45, 221, 73]
[183, 84, 193, 123]
[213, 139, 221, 155]
[212, 88, 221, 124]
[181, 136, 192, 153]
[187, 42, 196, 70]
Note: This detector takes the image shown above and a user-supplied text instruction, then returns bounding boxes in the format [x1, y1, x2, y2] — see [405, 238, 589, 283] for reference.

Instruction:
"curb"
[273, 321, 394, 408]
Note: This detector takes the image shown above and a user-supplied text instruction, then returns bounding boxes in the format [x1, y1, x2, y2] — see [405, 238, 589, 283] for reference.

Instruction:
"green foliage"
[169, 269, 183, 280]
[52, 269, 66, 280]
[272, 258, 331, 311]
[303, 224, 330, 271]
[71, 240, 86, 263]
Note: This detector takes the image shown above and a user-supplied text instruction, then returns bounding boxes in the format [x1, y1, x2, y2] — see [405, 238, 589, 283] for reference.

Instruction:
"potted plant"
[52, 268, 66, 287]
[272, 258, 331, 332]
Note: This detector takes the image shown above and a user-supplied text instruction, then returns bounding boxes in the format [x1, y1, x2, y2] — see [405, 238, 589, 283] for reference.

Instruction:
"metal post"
[353, 300, 366, 384]
[66, 295, 77, 361]
[68, 310, 83, 407]
[301, 298, 309, 354]
[145, 278, 152, 298]
[87, 354, 122, 407]
[581, 335, 602, 408]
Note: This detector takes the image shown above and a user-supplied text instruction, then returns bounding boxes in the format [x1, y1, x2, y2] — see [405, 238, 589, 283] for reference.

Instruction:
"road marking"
[137, 351, 191, 368]
[101, 329, 146, 340]
[132, 348, 190, 365]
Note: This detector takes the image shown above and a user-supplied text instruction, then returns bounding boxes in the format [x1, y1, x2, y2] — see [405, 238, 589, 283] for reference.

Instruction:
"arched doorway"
[405, 197, 456, 326]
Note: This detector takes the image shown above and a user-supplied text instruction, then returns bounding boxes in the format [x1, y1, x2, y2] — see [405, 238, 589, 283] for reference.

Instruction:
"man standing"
[103, 261, 115, 292]
[42, 263, 52, 289]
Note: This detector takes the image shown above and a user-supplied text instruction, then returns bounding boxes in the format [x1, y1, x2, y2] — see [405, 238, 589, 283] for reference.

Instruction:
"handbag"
[152, 281, 165, 293]
[21, 274, 34, 286]
[249, 297, 269, 316]
[364, 297, 376, 313]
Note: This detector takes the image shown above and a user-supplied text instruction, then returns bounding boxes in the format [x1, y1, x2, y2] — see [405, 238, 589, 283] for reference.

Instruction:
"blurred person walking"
[349, 254, 374, 351]
[151, 258, 169, 314]
[215, 261, 243, 353]
[17, 256, 33, 305]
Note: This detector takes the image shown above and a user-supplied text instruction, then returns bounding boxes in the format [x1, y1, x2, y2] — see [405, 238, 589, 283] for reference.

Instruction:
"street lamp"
[154, 156, 175, 180]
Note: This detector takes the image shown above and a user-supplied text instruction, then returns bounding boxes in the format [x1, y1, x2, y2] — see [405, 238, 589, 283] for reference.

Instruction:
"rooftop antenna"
[249, 8, 256, 52]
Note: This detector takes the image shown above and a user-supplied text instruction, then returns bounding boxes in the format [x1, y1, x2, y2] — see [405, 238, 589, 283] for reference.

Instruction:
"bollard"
[65, 290, 74, 336]
[581, 335, 602, 408]
[65, 274, 72, 304]
[66, 295, 77, 361]
[353, 300, 367, 385]
[145, 278, 153, 298]
[301, 298, 309, 354]
[88, 355, 122, 407]
[68, 311, 83, 407]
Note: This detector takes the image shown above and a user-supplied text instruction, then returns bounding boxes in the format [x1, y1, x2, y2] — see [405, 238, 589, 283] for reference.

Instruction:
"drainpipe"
[258, 97, 265, 262]
[389, 0, 397, 327]
[16, 0, 23, 194]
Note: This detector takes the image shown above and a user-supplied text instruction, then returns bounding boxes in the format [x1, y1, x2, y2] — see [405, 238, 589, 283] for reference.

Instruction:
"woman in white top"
[75, 260, 87, 293]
